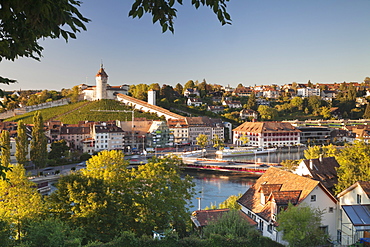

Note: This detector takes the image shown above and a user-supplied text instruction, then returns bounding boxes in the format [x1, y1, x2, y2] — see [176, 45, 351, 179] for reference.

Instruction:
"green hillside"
[5, 100, 161, 124]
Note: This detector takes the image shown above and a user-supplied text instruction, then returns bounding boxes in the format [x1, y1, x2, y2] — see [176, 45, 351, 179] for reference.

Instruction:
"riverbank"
[181, 157, 282, 177]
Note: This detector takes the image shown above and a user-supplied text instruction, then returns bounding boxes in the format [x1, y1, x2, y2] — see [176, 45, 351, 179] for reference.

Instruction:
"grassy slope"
[5, 101, 88, 124]
[5, 100, 161, 124]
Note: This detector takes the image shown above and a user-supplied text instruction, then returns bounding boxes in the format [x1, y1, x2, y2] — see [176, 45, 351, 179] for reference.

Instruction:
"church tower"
[148, 89, 156, 105]
[95, 64, 108, 100]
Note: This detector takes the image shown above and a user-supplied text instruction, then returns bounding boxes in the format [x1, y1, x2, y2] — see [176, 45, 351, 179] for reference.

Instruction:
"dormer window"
[261, 192, 266, 205]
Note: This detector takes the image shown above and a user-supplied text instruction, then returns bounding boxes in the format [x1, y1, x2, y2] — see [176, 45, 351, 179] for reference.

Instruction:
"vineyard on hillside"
[5, 100, 161, 124]
[5, 101, 89, 124]
[58, 100, 161, 124]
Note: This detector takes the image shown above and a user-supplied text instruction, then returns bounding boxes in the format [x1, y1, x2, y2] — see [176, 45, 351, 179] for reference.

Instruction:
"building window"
[357, 194, 362, 204]
[267, 224, 273, 233]
[259, 219, 264, 231]
[328, 207, 334, 213]
[311, 195, 316, 202]
[337, 230, 342, 244]
[319, 226, 328, 234]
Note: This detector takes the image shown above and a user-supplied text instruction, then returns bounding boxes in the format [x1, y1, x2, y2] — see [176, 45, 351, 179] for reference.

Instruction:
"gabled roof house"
[337, 181, 370, 246]
[293, 156, 339, 195]
[237, 167, 337, 245]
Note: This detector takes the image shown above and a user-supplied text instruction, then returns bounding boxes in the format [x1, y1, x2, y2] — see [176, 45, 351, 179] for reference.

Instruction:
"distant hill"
[5, 100, 161, 124]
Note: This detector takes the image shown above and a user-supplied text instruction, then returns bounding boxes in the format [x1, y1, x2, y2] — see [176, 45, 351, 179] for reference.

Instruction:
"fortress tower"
[95, 64, 108, 100]
[148, 89, 156, 105]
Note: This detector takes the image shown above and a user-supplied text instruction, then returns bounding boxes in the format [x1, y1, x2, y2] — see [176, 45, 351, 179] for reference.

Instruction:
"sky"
[2, 0, 370, 91]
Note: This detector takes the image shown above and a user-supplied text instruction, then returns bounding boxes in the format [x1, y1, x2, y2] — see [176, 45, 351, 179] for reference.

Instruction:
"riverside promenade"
[181, 157, 280, 177]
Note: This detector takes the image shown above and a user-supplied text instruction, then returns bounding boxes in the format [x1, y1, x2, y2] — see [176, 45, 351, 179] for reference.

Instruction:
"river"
[186, 149, 305, 210]
[213, 147, 306, 164]
[184, 171, 256, 210]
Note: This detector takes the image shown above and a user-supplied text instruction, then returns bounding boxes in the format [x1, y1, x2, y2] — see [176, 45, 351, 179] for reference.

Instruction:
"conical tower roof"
[96, 65, 108, 78]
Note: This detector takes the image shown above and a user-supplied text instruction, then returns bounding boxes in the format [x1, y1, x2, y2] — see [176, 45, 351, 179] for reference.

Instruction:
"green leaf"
[137, 7, 144, 18]
[162, 23, 168, 33]
[61, 30, 68, 41]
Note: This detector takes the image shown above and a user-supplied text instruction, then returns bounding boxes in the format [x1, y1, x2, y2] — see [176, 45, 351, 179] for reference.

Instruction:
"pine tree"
[30, 112, 47, 168]
[246, 92, 257, 110]
[15, 120, 28, 165]
[0, 130, 10, 168]
[364, 103, 370, 119]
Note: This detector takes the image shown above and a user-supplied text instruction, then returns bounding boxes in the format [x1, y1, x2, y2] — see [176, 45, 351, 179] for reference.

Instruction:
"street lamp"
[196, 197, 202, 210]
[142, 135, 146, 156]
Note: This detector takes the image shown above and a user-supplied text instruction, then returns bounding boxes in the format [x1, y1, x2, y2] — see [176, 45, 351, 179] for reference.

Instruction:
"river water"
[184, 171, 256, 210]
[221, 147, 305, 164]
[186, 149, 305, 210]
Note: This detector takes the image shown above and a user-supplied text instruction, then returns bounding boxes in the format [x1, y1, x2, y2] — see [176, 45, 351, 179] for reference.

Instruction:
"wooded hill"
[4, 100, 161, 124]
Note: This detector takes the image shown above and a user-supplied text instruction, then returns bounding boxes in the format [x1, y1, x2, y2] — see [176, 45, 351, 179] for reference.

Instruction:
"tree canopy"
[202, 209, 257, 239]
[30, 111, 48, 168]
[196, 134, 208, 149]
[0, 164, 44, 240]
[277, 203, 327, 247]
[129, 0, 232, 33]
[334, 141, 370, 194]
[15, 120, 29, 165]
[0, 0, 90, 64]
[48, 151, 195, 243]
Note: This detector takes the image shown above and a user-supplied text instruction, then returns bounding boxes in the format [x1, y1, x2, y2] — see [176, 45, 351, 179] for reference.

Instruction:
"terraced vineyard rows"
[58, 100, 160, 124]
[5, 101, 89, 124]
[5, 100, 161, 124]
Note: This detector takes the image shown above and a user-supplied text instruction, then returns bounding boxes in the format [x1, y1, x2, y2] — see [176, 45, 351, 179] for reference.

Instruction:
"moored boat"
[215, 147, 277, 159]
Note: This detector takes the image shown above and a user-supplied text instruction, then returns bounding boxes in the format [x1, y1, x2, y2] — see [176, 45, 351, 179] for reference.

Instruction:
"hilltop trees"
[15, 120, 29, 165]
[257, 105, 278, 120]
[245, 92, 257, 110]
[129, 84, 149, 101]
[364, 103, 370, 119]
[290, 97, 303, 111]
[183, 80, 196, 93]
[30, 111, 47, 168]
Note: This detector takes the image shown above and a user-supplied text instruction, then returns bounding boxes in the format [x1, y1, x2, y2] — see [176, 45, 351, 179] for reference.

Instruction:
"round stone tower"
[95, 64, 108, 100]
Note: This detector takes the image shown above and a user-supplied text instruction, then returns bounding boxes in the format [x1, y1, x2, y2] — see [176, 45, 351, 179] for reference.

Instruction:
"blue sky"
[2, 0, 370, 91]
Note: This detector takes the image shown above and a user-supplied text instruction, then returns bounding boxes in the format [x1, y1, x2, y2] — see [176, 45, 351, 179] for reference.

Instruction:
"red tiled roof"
[191, 209, 257, 227]
[269, 191, 301, 205]
[301, 157, 339, 194]
[233, 121, 300, 133]
[238, 167, 321, 222]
